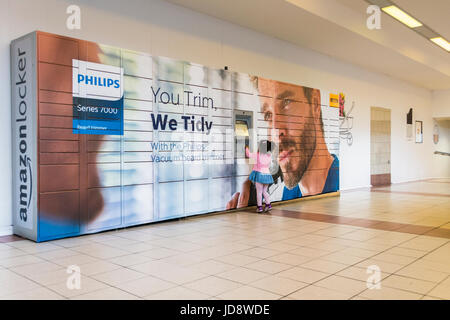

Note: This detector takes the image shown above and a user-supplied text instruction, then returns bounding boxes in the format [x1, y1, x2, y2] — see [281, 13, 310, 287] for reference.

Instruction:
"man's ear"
[311, 89, 321, 118]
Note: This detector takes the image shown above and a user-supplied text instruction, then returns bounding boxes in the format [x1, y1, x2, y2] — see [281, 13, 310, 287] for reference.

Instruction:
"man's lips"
[279, 149, 294, 163]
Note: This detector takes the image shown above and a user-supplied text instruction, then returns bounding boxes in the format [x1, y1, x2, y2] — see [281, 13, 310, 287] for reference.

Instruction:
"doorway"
[370, 107, 391, 186]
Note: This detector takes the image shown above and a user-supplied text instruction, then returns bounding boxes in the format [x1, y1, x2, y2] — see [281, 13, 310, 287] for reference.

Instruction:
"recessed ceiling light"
[382, 5, 422, 28]
[430, 37, 450, 52]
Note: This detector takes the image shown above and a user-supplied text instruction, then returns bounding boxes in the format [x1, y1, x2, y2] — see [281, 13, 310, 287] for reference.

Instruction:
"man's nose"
[275, 122, 288, 138]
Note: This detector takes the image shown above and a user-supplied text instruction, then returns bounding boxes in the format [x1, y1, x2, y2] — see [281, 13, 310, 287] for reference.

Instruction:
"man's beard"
[279, 133, 316, 190]
[281, 153, 309, 189]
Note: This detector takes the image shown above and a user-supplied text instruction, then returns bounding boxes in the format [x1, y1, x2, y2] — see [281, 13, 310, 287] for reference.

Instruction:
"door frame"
[370, 107, 391, 187]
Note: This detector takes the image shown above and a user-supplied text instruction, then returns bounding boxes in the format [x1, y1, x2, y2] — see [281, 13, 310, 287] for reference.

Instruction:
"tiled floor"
[0, 179, 449, 300]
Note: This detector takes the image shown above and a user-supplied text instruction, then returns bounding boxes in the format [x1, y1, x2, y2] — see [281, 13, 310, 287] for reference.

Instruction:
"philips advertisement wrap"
[11, 31, 340, 242]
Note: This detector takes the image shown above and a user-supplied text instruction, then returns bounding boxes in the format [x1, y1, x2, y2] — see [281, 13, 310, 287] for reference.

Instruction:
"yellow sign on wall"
[329, 93, 339, 108]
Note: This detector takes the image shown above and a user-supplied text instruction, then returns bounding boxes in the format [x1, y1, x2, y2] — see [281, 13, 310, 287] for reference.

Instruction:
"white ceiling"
[165, 0, 450, 90]
[394, 0, 450, 40]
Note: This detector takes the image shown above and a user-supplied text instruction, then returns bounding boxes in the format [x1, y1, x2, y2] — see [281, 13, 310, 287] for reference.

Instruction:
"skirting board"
[230, 191, 341, 213]
[2, 193, 341, 238]
[7, 178, 446, 238]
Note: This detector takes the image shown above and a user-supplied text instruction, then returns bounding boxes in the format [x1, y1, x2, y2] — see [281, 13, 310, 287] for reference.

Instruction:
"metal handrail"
[434, 151, 450, 156]
[339, 101, 355, 146]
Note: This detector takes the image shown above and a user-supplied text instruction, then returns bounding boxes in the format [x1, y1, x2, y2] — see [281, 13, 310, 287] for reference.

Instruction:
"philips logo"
[77, 74, 120, 88]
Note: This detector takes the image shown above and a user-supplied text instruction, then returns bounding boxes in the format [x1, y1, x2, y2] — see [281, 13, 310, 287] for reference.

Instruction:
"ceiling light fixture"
[430, 37, 450, 52]
[366, 0, 448, 53]
[381, 5, 422, 28]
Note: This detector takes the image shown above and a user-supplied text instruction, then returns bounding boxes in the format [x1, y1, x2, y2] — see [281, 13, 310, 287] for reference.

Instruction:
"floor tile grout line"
[227, 220, 388, 300]
[274, 244, 386, 300]
[9, 244, 145, 299]
[209, 211, 449, 299]
[274, 226, 449, 299]
[422, 271, 450, 298]
[359, 237, 450, 298]
[125, 218, 446, 297]
[1, 183, 448, 300]
[128, 221, 448, 298]
[16, 239, 203, 299]
[4, 261, 70, 300]
[26, 242, 217, 300]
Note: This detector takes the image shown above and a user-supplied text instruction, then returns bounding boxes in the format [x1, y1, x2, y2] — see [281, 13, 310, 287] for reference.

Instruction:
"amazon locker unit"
[11, 31, 340, 242]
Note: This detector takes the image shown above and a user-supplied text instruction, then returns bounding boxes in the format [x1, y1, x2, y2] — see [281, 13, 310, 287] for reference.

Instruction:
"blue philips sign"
[72, 60, 124, 135]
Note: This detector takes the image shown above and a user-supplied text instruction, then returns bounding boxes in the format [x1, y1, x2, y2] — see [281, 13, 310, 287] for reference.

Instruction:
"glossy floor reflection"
[0, 179, 449, 300]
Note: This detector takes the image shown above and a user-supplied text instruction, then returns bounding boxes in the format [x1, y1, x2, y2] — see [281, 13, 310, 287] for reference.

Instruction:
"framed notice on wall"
[415, 120, 423, 143]
[406, 108, 413, 141]
[433, 120, 439, 144]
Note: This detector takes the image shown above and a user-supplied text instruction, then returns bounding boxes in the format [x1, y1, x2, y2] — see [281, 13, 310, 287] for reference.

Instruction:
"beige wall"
[432, 90, 450, 119]
[431, 89, 450, 177]
[0, 0, 444, 234]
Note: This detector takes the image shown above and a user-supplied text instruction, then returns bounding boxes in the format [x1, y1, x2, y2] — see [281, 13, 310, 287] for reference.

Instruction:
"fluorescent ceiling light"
[382, 5, 422, 28]
[430, 37, 450, 52]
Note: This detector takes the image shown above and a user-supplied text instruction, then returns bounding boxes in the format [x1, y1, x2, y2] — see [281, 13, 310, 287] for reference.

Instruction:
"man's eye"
[282, 99, 292, 108]
[264, 112, 273, 121]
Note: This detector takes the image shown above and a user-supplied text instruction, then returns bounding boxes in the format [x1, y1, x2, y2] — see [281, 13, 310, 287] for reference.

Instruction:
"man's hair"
[303, 86, 324, 132]
[303, 86, 313, 105]
[252, 76, 314, 105]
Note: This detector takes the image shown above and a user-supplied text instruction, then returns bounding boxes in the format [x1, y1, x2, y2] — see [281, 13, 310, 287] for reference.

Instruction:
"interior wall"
[432, 89, 450, 119]
[0, 0, 441, 234]
[432, 120, 450, 178]
[431, 89, 450, 178]
[0, 0, 11, 235]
